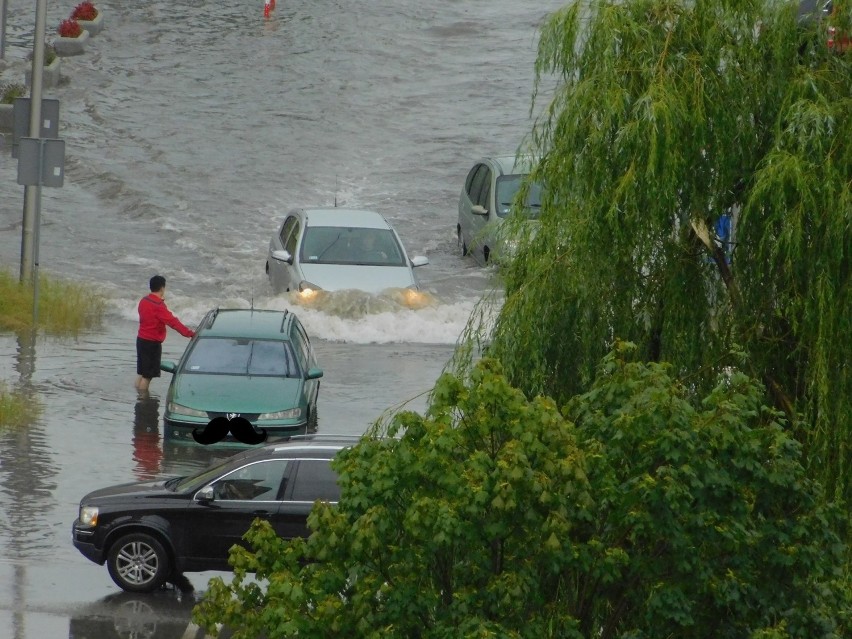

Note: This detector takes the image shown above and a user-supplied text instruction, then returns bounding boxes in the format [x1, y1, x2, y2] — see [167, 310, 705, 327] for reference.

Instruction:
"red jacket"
[137, 294, 195, 342]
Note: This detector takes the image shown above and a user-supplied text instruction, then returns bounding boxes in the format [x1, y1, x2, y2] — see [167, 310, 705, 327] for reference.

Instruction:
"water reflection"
[67, 590, 198, 639]
[132, 394, 163, 480]
[0, 332, 57, 639]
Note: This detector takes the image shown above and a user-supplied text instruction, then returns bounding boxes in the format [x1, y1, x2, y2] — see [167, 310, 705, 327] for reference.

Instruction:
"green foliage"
[0, 382, 40, 429]
[458, 0, 851, 507]
[0, 82, 26, 105]
[0, 270, 105, 335]
[194, 354, 848, 638]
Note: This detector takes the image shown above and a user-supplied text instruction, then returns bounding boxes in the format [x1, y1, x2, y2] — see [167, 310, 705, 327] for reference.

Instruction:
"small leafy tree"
[194, 351, 847, 638]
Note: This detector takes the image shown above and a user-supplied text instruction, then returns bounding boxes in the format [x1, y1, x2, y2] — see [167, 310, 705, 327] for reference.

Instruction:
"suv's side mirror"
[271, 249, 293, 265]
[160, 360, 177, 374]
[194, 485, 215, 503]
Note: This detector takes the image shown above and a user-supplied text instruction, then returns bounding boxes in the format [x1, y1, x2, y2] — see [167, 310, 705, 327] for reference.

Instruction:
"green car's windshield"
[183, 338, 298, 377]
[496, 175, 542, 219]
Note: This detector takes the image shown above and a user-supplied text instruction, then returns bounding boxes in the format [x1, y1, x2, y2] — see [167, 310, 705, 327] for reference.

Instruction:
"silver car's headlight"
[79, 505, 99, 527]
[297, 281, 322, 301]
[298, 281, 322, 292]
[259, 407, 302, 420]
[168, 402, 208, 418]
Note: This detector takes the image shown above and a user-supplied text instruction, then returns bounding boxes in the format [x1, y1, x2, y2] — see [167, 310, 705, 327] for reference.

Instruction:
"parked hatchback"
[266, 208, 429, 298]
[72, 435, 356, 592]
[457, 155, 542, 264]
[160, 308, 323, 436]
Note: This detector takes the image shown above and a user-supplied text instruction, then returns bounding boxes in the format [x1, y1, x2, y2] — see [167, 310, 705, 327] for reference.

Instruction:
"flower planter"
[25, 56, 62, 88]
[77, 12, 104, 37]
[0, 104, 13, 132]
[53, 29, 90, 57]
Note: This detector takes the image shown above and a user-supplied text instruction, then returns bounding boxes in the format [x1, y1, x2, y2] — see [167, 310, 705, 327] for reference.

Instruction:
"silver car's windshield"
[496, 175, 542, 219]
[182, 338, 298, 377]
[301, 227, 406, 266]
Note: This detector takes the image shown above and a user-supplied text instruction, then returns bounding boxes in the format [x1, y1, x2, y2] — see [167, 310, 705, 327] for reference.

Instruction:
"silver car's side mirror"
[410, 256, 429, 267]
[194, 485, 215, 503]
[271, 249, 293, 265]
[471, 205, 488, 216]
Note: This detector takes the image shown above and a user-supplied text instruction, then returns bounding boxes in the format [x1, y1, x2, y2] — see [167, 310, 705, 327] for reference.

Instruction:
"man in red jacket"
[135, 275, 196, 392]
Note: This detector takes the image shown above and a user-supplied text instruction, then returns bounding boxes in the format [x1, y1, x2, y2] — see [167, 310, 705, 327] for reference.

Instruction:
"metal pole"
[32, 140, 44, 326]
[20, 0, 48, 285]
[1, 0, 8, 60]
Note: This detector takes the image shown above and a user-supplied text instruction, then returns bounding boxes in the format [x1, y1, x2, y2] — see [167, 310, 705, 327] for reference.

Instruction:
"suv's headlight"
[79, 505, 99, 527]
[259, 407, 302, 420]
[168, 402, 208, 418]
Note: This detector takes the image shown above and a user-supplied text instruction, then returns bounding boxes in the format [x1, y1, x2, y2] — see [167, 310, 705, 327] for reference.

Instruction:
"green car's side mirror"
[306, 367, 323, 380]
[160, 360, 177, 374]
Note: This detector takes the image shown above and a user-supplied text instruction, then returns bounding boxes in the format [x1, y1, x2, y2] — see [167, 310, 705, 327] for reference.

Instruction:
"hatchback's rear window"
[183, 338, 298, 377]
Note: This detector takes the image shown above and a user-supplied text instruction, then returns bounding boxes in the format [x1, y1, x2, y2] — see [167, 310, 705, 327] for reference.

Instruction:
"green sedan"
[161, 308, 323, 440]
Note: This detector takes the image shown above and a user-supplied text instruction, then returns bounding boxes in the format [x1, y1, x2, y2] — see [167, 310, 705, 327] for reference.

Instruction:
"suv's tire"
[107, 532, 171, 593]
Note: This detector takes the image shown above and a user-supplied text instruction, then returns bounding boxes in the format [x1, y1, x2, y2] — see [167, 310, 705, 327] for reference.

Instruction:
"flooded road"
[0, 0, 565, 635]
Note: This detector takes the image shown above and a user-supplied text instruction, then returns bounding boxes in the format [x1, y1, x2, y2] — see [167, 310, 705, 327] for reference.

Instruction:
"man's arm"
[158, 305, 195, 338]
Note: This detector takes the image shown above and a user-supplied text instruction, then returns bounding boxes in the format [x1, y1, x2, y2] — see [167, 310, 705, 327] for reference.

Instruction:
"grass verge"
[0, 269, 106, 334]
[0, 269, 106, 427]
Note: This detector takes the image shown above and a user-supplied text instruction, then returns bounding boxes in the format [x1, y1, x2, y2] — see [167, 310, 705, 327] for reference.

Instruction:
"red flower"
[71, 2, 98, 22]
[57, 18, 83, 38]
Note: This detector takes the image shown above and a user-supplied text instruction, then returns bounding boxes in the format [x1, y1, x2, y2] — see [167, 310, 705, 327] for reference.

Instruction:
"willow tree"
[470, 0, 850, 505]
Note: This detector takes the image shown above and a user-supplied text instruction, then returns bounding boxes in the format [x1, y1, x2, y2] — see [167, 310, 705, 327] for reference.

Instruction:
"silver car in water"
[266, 208, 429, 297]
[457, 155, 542, 265]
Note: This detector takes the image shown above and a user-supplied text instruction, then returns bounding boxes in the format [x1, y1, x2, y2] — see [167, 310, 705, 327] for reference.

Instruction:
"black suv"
[72, 435, 357, 592]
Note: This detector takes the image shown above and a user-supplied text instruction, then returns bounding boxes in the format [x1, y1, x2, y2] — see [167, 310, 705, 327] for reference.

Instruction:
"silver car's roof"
[487, 155, 538, 176]
[303, 208, 391, 229]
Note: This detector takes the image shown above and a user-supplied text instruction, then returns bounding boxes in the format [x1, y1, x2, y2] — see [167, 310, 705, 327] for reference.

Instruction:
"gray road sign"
[11, 97, 60, 158]
[17, 137, 65, 187]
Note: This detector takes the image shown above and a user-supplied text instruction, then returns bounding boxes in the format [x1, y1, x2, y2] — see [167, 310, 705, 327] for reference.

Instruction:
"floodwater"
[0, 0, 565, 636]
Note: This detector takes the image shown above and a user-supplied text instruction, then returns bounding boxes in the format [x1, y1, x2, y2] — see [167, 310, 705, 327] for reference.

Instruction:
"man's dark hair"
[149, 275, 166, 292]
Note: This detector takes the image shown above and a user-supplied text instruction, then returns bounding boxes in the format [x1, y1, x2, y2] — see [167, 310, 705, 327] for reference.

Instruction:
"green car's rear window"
[184, 338, 298, 377]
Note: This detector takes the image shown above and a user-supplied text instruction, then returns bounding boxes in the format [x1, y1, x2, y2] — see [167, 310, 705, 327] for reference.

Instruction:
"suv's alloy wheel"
[107, 532, 170, 593]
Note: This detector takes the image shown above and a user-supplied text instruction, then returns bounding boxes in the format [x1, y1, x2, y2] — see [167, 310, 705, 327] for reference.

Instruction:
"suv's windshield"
[183, 338, 298, 377]
[496, 175, 542, 219]
[172, 455, 245, 492]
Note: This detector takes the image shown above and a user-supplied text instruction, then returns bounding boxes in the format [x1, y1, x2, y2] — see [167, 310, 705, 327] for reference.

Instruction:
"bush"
[57, 18, 82, 38]
[0, 82, 26, 105]
[194, 352, 849, 638]
[71, 1, 98, 21]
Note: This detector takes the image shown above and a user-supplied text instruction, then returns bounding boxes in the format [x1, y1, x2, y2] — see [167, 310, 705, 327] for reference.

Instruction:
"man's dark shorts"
[136, 337, 162, 379]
